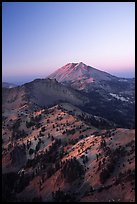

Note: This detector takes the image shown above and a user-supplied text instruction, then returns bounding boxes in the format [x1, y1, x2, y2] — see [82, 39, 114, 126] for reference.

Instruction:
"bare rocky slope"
[2, 78, 89, 112]
[49, 62, 134, 93]
[2, 104, 135, 202]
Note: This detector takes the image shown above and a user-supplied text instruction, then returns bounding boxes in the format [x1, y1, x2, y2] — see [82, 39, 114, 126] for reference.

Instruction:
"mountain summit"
[48, 62, 134, 128]
[48, 62, 119, 90]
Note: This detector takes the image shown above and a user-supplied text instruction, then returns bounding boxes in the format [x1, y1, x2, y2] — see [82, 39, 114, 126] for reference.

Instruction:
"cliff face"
[2, 78, 89, 112]
[24, 78, 89, 107]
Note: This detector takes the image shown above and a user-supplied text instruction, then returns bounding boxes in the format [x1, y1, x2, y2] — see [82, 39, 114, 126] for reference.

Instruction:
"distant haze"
[2, 2, 135, 84]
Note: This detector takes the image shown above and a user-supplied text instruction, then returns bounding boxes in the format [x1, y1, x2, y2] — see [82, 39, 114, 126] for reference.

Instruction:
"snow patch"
[9, 85, 14, 88]
[118, 79, 128, 82]
[110, 93, 129, 102]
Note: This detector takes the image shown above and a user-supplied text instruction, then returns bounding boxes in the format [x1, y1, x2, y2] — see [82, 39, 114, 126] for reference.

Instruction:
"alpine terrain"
[49, 62, 135, 128]
[2, 63, 135, 202]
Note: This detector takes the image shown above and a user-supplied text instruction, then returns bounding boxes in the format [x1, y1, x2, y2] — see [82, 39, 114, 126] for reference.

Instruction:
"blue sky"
[2, 2, 135, 84]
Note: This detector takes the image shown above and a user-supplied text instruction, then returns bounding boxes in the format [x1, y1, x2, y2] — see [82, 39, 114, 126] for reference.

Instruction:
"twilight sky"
[2, 2, 135, 84]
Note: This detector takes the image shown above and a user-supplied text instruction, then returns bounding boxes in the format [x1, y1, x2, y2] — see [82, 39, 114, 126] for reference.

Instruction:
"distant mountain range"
[2, 82, 17, 88]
